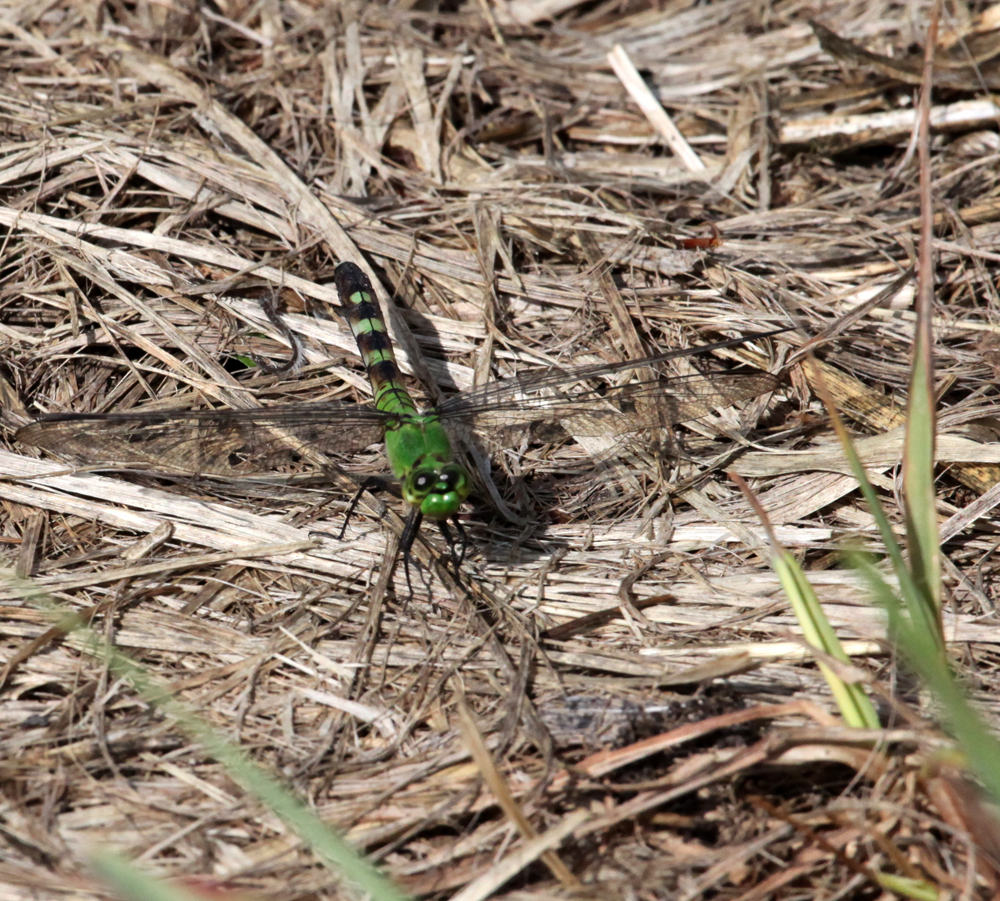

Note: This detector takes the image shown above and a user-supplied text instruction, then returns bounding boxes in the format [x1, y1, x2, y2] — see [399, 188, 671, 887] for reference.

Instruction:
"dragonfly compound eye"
[412, 470, 436, 494]
[408, 463, 471, 520]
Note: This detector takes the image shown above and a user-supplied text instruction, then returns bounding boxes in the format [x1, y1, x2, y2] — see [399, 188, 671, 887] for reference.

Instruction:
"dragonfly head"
[403, 461, 471, 520]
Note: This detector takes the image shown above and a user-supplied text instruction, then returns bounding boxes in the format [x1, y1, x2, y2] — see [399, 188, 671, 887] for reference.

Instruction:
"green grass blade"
[905, 12, 943, 644]
[733, 471, 879, 728]
[874, 872, 940, 901]
[902, 300, 943, 646]
[90, 853, 224, 901]
[805, 359, 925, 631]
[772, 547, 880, 728]
[849, 555, 1000, 802]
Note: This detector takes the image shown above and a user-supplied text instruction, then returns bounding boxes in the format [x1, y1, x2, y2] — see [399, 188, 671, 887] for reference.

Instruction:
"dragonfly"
[17, 262, 786, 574]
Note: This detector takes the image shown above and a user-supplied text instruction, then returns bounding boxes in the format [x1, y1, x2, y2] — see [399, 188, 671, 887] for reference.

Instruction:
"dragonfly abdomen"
[366, 358, 420, 419]
[336, 270, 420, 421]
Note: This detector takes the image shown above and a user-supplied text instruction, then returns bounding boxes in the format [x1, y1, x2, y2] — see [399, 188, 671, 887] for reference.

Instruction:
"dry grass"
[3, 1, 1000, 898]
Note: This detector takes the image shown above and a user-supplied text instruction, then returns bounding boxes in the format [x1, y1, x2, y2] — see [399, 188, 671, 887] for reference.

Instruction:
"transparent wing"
[16, 403, 394, 476]
[437, 364, 780, 439]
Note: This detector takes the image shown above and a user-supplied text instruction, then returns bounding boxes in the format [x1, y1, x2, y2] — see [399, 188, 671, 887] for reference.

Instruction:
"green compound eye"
[439, 464, 469, 495]
[412, 470, 436, 494]
[405, 464, 470, 520]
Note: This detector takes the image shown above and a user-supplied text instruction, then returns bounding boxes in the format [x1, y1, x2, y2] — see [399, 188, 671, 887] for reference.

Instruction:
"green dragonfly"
[17, 262, 785, 566]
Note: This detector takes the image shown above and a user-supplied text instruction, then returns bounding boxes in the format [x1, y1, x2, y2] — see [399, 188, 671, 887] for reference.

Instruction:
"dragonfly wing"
[438, 370, 780, 440]
[570, 370, 781, 434]
[16, 403, 392, 476]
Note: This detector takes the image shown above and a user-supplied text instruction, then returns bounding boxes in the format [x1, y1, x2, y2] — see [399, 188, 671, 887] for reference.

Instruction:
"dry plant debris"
[2, 1, 1000, 898]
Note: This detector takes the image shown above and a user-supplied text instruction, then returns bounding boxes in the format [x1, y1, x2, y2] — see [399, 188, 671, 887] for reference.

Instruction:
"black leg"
[399, 507, 423, 597]
[438, 516, 467, 571]
[339, 475, 390, 539]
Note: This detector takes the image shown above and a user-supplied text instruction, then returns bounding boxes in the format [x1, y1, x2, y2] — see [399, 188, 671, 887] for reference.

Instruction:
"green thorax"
[333, 262, 471, 520]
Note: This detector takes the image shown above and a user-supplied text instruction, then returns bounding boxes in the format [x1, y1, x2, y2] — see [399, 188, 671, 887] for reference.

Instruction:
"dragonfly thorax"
[403, 460, 471, 520]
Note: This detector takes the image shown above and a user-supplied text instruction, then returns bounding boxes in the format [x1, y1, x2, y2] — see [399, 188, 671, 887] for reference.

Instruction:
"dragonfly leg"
[437, 516, 467, 570]
[339, 476, 393, 539]
[399, 507, 424, 597]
